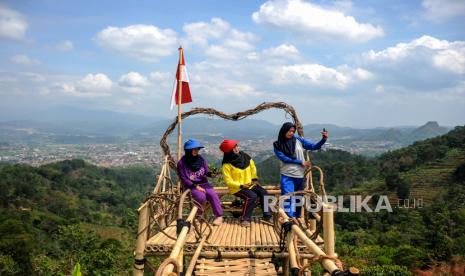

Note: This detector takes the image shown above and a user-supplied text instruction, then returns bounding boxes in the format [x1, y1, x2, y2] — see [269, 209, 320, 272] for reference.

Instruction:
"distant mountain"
[22, 106, 165, 136]
[0, 106, 166, 143]
[408, 121, 449, 142]
[0, 106, 454, 152]
[133, 117, 279, 141]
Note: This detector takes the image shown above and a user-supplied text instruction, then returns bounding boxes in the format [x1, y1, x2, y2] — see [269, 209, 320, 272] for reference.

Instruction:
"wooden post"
[177, 46, 184, 192]
[154, 157, 167, 193]
[305, 151, 315, 192]
[161, 206, 198, 275]
[133, 202, 149, 276]
[323, 204, 335, 257]
[278, 209, 339, 273]
[185, 236, 207, 276]
[288, 233, 298, 270]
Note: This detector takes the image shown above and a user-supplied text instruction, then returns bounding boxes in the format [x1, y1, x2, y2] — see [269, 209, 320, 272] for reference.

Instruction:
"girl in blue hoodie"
[273, 122, 328, 218]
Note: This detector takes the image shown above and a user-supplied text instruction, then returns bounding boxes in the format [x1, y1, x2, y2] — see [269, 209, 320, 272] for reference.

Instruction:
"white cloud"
[223, 29, 257, 51]
[422, 0, 465, 21]
[56, 40, 74, 51]
[204, 30, 257, 60]
[350, 67, 373, 80]
[183, 17, 230, 46]
[252, 0, 383, 42]
[365, 35, 465, 74]
[181, 18, 258, 61]
[358, 36, 465, 93]
[95, 24, 178, 62]
[247, 52, 260, 61]
[247, 44, 300, 62]
[263, 44, 300, 58]
[79, 73, 112, 91]
[58, 73, 113, 98]
[149, 71, 171, 82]
[272, 64, 371, 89]
[10, 54, 40, 66]
[0, 5, 27, 40]
[119, 72, 149, 93]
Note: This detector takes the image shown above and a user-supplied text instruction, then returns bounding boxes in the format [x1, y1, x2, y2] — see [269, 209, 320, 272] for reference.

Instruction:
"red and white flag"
[170, 48, 192, 110]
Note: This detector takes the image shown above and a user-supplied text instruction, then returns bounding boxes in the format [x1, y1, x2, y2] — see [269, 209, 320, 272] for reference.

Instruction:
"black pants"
[234, 185, 271, 221]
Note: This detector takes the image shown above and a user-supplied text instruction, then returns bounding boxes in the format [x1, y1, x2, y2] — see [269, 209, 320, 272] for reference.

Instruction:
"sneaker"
[241, 220, 251, 227]
[212, 216, 223, 226]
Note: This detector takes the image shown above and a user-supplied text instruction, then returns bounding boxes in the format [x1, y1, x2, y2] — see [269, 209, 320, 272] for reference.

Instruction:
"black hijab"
[222, 151, 251, 169]
[183, 149, 203, 171]
[273, 122, 297, 159]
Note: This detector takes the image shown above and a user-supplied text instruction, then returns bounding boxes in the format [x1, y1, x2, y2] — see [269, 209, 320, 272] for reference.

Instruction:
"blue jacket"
[274, 136, 326, 165]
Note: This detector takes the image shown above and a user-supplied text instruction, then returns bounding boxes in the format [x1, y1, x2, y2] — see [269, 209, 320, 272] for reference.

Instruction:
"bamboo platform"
[134, 103, 359, 276]
[194, 258, 277, 276]
[145, 217, 323, 255]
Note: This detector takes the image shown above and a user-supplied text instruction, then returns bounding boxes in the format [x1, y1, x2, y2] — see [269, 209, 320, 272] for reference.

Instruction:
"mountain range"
[0, 106, 453, 153]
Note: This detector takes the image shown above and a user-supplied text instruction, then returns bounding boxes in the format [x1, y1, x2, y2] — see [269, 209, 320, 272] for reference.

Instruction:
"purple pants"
[190, 185, 223, 217]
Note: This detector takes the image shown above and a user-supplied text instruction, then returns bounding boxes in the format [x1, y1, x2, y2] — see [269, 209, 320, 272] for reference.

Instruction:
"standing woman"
[273, 122, 328, 218]
[177, 139, 224, 226]
[220, 139, 272, 227]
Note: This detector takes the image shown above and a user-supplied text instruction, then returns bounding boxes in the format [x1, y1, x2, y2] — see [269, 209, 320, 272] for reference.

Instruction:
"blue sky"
[1, 0, 465, 127]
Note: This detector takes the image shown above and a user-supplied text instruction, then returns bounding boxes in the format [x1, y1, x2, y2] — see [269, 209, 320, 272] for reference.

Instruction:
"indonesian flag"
[170, 48, 192, 110]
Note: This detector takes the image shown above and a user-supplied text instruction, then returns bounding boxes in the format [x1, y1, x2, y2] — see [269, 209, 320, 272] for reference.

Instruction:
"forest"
[1, 125, 464, 275]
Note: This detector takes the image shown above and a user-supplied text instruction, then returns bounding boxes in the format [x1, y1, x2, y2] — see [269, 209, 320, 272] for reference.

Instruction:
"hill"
[0, 160, 155, 275]
[1, 126, 464, 274]
[256, 125, 465, 272]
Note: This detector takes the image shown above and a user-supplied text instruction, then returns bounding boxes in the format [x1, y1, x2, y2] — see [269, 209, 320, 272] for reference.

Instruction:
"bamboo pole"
[210, 218, 226, 245]
[133, 202, 149, 276]
[260, 221, 269, 246]
[250, 218, 257, 246]
[161, 206, 199, 275]
[218, 217, 232, 246]
[268, 223, 279, 245]
[239, 220, 246, 246]
[185, 236, 207, 276]
[278, 209, 339, 273]
[154, 158, 167, 193]
[264, 221, 277, 245]
[177, 46, 183, 192]
[178, 249, 183, 275]
[254, 218, 261, 246]
[323, 204, 335, 257]
[288, 232, 299, 270]
[199, 251, 315, 259]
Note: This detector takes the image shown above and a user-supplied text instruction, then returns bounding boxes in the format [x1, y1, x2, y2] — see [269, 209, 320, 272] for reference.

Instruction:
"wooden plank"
[218, 217, 232, 246]
[250, 217, 256, 247]
[194, 258, 277, 276]
[254, 218, 262, 246]
[259, 220, 269, 246]
[209, 218, 225, 245]
[265, 222, 278, 246]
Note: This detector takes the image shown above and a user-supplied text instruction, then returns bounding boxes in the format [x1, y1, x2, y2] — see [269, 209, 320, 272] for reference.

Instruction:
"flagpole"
[177, 47, 183, 192]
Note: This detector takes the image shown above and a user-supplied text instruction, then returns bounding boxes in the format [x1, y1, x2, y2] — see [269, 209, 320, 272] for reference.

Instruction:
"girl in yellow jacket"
[220, 139, 272, 227]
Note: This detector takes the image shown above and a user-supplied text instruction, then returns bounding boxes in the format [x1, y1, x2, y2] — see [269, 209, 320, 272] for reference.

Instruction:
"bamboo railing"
[132, 102, 359, 276]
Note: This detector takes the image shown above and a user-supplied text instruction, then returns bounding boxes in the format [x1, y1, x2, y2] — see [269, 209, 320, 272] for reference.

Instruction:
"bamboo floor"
[145, 217, 323, 255]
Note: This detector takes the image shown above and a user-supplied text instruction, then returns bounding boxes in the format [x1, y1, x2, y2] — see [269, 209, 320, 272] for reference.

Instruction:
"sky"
[0, 0, 465, 127]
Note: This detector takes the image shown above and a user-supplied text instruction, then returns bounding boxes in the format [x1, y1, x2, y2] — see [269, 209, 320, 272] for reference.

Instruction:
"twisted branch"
[160, 102, 304, 170]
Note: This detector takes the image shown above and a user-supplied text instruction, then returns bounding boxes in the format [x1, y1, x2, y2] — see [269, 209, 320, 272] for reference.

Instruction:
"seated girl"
[220, 139, 272, 227]
[177, 139, 224, 226]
